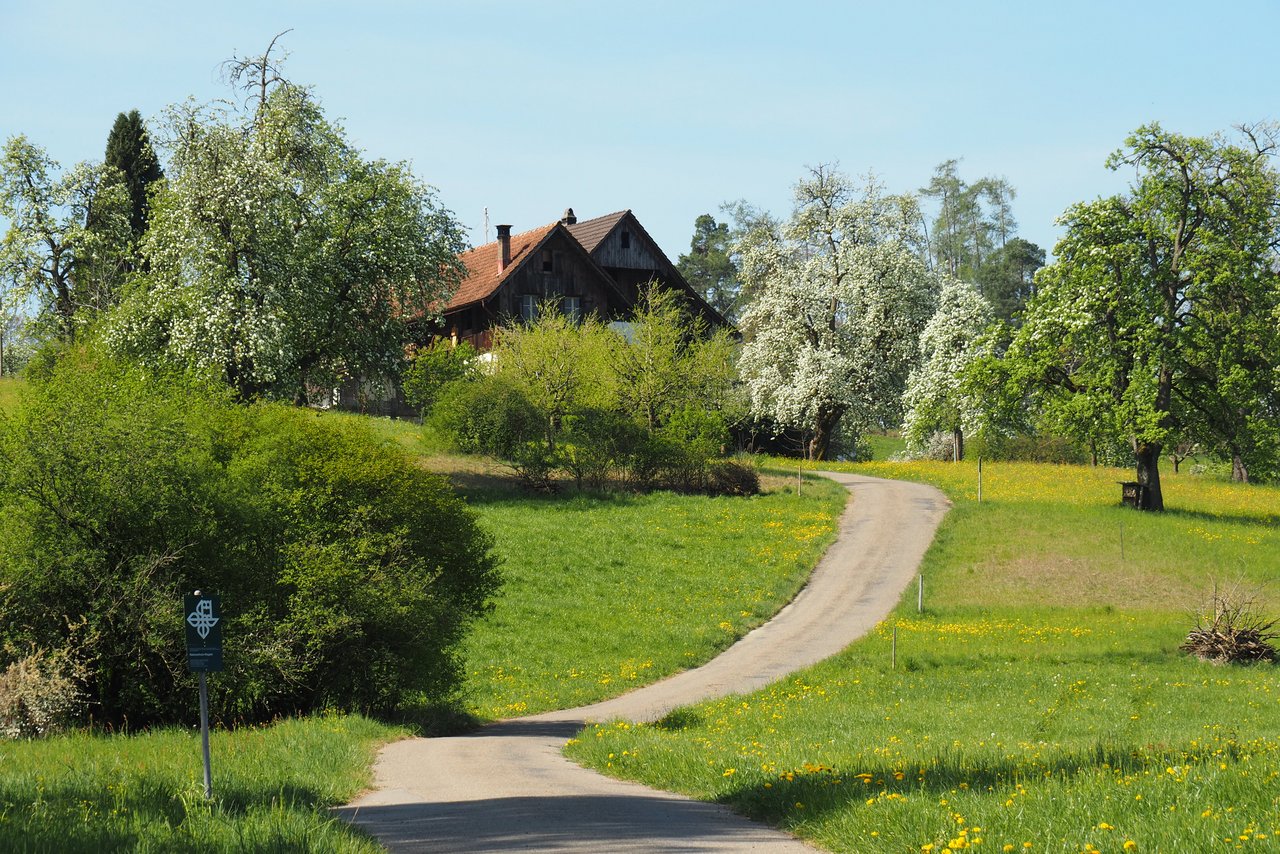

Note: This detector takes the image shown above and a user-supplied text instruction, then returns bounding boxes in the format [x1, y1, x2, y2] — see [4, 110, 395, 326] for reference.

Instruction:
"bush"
[657, 406, 730, 491]
[0, 646, 86, 739]
[561, 408, 644, 489]
[431, 375, 556, 488]
[705, 459, 761, 497]
[0, 350, 499, 725]
[401, 340, 479, 415]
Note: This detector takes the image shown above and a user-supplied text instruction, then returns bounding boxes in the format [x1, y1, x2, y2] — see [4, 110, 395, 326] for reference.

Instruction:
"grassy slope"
[461, 482, 844, 718]
[3, 407, 848, 848]
[321, 412, 848, 718]
[568, 459, 1280, 853]
[0, 715, 404, 853]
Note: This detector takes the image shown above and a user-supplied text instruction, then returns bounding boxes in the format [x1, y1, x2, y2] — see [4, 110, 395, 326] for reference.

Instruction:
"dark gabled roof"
[565, 210, 629, 253]
[571, 210, 729, 328]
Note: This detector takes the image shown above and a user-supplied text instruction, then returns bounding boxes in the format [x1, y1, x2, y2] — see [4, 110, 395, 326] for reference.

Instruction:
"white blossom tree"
[737, 166, 937, 459]
[109, 44, 467, 400]
[901, 278, 992, 460]
[0, 136, 130, 341]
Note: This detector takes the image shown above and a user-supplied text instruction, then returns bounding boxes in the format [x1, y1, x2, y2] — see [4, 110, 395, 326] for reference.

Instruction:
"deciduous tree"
[737, 166, 936, 460]
[1009, 123, 1280, 508]
[0, 136, 130, 341]
[902, 278, 992, 460]
[110, 42, 467, 400]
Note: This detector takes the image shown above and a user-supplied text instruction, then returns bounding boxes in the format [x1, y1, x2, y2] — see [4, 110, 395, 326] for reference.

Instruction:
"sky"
[3, 0, 1278, 261]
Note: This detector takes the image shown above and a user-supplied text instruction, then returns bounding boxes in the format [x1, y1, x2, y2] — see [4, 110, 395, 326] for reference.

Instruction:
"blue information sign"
[184, 594, 223, 672]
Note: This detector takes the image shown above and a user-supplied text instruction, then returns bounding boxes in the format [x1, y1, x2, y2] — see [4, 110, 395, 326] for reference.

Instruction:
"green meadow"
[0, 399, 848, 850]
[0, 715, 401, 852]
[568, 459, 1280, 853]
[318, 411, 848, 719]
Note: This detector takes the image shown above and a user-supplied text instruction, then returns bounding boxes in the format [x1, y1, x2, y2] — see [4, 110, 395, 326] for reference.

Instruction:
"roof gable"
[572, 210, 728, 327]
[565, 210, 629, 254]
[447, 222, 558, 310]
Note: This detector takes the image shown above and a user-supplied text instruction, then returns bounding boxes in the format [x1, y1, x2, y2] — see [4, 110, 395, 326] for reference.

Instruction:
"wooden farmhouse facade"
[438, 208, 725, 350]
[329, 208, 724, 415]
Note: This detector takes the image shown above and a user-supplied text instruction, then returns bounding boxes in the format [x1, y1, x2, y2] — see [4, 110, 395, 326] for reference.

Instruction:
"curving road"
[337, 472, 949, 852]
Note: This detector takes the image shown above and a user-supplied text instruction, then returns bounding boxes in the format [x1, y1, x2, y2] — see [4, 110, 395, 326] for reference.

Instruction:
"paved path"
[337, 472, 949, 852]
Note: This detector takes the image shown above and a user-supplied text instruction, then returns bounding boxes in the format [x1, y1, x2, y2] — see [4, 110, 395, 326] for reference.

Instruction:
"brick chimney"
[496, 224, 512, 273]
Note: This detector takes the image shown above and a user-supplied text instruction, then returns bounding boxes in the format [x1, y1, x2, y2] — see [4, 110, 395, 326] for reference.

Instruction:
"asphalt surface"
[337, 471, 950, 852]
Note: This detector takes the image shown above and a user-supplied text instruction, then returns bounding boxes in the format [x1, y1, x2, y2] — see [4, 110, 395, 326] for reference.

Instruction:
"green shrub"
[401, 339, 479, 415]
[560, 408, 645, 489]
[430, 374, 558, 488]
[705, 459, 761, 496]
[0, 350, 498, 726]
[656, 406, 730, 491]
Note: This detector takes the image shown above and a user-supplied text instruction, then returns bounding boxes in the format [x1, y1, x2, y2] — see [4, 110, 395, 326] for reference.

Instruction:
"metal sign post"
[185, 591, 223, 799]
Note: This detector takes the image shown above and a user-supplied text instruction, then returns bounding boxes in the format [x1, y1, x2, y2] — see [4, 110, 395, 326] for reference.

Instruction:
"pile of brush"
[1180, 587, 1278, 664]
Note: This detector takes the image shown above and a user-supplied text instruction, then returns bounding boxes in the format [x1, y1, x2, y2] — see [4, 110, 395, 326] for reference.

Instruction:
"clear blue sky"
[3, 0, 1277, 260]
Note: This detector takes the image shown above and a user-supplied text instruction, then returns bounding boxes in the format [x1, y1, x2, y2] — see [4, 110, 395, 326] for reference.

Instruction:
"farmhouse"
[439, 208, 725, 350]
[331, 208, 724, 414]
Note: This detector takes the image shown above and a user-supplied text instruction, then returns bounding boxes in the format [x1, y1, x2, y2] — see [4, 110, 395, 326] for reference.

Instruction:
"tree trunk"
[1232, 452, 1249, 484]
[952, 427, 964, 462]
[809, 407, 842, 461]
[1134, 441, 1164, 511]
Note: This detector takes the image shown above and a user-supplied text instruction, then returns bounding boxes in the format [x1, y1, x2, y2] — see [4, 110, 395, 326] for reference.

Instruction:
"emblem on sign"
[187, 598, 220, 640]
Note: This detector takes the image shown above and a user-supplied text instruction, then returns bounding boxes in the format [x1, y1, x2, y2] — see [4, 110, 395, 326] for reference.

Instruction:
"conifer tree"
[102, 109, 163, 239]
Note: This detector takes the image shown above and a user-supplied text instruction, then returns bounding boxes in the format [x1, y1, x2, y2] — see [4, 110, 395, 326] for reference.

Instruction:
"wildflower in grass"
[1123, 843, 1137, 852]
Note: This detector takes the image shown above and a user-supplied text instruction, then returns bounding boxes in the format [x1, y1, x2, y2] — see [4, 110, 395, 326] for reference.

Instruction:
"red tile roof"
[446, 222, 559, 310]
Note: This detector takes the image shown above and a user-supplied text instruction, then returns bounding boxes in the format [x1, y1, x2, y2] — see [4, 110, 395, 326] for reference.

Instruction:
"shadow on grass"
[1158, 505, 1280, 530]
[714, 737, 1248, 829]
[453, 477, 647, 509]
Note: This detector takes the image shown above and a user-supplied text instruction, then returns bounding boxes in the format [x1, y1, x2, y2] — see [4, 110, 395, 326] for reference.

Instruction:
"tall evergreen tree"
[80, 110, 163, 305]
[676, 214, 741, 320]
[103, 110, 163, 239]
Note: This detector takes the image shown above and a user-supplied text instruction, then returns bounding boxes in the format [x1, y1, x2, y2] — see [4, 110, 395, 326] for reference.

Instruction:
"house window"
[620, 230, 631, 249]
[519, 294, 538, 321]
[563, 296, 581, 322]
[542, 249, 553, 273]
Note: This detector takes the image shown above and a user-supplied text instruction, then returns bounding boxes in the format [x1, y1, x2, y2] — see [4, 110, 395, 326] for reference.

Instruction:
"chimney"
[560, 207, 577, 225]
[496, 224, 512, 273]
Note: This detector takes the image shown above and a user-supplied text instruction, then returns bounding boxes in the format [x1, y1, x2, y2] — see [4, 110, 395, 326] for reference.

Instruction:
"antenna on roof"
[483, 207, 490, 244]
